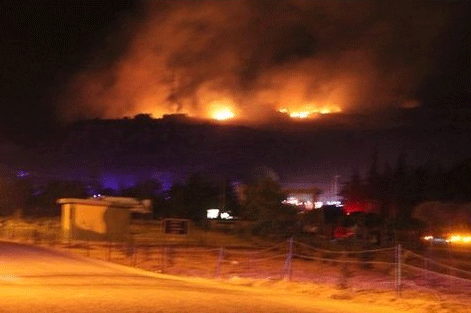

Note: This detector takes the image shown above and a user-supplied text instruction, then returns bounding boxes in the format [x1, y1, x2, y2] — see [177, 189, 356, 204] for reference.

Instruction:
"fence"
[1, 221, 471, 297]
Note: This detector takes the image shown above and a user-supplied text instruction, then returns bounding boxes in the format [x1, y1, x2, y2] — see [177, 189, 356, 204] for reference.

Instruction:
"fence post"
[131, 239, 136, 267]
[447, 241, 455, 276]
[107, 240, 111, 262]
[398, 244, 402, 295]
[282, 237, 293, 280]
[215, 247, 224, 278]
[161, 246, 166, 273]
[425, 242, 430, 285]
[396, 244, 402, 297]
[424, 257, 429, 284]
[33, 229, 39, 245]
[288, 237, 293, 281]
[248, 252, 252, 275]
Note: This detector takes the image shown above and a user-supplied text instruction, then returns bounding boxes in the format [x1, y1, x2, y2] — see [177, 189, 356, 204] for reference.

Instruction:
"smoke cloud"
[59, 0, 457, 122]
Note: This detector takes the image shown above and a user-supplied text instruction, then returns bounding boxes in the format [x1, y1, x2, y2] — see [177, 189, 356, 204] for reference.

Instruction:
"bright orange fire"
[212, 108, 235, 120]
[278, 105, 342, 119]
[422, 233, 471, 245]
[447, 234, 471, 245]
[290, 111, 311, 119]
[207, 101, 236, 121]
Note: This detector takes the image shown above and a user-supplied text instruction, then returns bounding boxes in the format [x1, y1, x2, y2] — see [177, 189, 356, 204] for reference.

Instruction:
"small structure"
[57, 197, 151, 241]
[163, 218, 190, 235]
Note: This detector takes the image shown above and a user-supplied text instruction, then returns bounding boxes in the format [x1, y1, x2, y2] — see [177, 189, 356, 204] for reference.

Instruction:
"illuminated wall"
[59, 198, 131, 241]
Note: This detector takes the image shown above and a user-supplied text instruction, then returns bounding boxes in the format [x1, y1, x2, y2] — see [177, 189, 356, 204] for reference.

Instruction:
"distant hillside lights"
[206, 209, 234, 220]
[326, 200, 343, 207]
[283, 196, 315, 210]
[16, 170, 30, 178]
[283, 196, 314, 210]
[284, 200, 343, 210]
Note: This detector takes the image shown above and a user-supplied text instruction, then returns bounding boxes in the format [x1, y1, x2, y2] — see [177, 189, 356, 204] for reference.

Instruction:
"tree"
[339, 169, 366, 204]
[167, 173, 219, 222]
[32, 180, 88, 216]
[0, 177, 33, 217]
[120, 179, 161, 199]
[392, 154, 414, 225]
[12, 177, 34, 217]
[216, 179, 241, 218]
[119, 179, 163, 219]
[444, 158, 471, 201]
[367, 147, 380, 199]
[242, 177, 296, 234]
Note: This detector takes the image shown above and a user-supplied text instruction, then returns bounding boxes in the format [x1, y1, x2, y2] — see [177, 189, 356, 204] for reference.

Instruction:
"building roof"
[57, 197, 151, 213]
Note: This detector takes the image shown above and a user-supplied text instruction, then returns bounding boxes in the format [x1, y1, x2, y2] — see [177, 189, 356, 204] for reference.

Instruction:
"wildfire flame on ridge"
[278, 106, 342, 119]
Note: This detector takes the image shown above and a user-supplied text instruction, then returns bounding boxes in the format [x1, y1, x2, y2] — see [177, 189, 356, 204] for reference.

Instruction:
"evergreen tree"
[167, 173, 219, 222]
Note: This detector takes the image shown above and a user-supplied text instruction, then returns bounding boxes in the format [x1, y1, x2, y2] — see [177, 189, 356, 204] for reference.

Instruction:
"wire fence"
[1, 222, 471, 297]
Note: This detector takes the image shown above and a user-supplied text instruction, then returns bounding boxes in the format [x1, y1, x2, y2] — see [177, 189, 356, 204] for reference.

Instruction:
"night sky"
[1, 1, 470, 198]
[0, 0, 137, 138]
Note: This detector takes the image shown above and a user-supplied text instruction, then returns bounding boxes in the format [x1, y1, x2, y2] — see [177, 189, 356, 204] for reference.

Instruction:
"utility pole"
[220, 178, 226, 211]
[333, 174, 341, 201]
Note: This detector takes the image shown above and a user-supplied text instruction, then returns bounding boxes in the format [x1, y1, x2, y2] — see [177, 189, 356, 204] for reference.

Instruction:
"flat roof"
[57, 197, 151, 213]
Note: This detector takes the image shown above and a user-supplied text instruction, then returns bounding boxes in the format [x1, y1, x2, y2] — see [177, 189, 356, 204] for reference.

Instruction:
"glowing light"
[320, 106, 342, 114]
[207, 209, 219, 219]
[421, 235, 449, 244]
[206, 209, 234, 219]
[17, 170, 30, 178]
[290, 111, 311, 119]
[220, 212, 234, 219]
[213, 109, 235, 120]
[447, 234, 471, 244]
[283, 197, 301, 206]
[209, 102, 235, 121]
[283, 197, 314, 210]
[277, 105, 342, 119]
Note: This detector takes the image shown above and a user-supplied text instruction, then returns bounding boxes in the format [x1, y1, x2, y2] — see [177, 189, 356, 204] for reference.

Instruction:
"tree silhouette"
[242, 177, 296, 234]
[32, 180, 88, 216]
[167, 173, 219, 222]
